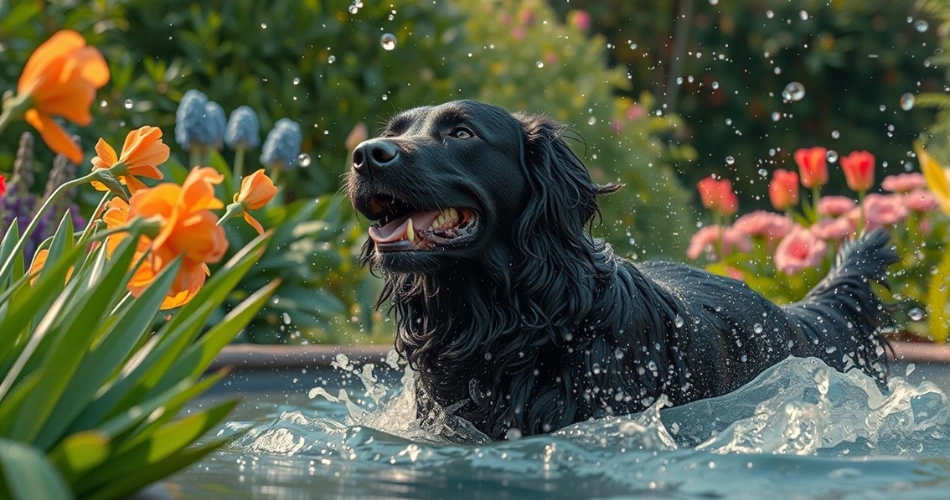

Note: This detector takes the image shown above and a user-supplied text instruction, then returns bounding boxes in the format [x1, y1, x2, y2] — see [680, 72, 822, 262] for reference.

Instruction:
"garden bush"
[553, 0, 943, 207]
[1, 0, 695, 343]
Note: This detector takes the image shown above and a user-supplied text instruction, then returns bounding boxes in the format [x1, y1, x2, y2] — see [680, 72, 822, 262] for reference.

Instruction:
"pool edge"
[209, 340, 950, 372]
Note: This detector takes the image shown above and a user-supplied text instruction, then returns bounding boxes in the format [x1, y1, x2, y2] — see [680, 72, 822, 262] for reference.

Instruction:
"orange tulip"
[105, 167, 228, 309]
[768, 169, 799, 211]
[91, 126, 169, 193]
[840, 150, 875, 192]
[16, 30, 110, 163]
[233, 169, 277, 234]
[794, 147, 828, 189]
[697, 176, 738, 216]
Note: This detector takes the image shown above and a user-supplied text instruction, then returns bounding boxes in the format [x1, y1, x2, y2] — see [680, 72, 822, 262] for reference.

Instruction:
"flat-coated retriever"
[347, 100, 897, 440]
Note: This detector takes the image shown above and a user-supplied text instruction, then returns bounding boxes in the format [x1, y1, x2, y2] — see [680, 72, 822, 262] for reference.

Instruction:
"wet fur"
[348, 100, 897, 440]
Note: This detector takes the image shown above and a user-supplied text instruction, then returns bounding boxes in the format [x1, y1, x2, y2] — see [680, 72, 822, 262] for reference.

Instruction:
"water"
[167, 356, 950, 499]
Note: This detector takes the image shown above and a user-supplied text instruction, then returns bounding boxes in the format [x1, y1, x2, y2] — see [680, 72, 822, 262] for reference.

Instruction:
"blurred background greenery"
[0, 0, 944, 343]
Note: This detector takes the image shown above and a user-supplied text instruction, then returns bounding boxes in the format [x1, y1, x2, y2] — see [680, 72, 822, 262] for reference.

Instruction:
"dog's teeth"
[448, 208, 457, 222]
[407, 218, 415, 242]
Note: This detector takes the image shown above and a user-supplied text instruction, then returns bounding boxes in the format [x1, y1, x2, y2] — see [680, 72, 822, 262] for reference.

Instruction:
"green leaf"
[0, 438, 73, 500]
[8, 236, 140, 444]
[928, 249, 950, 343]
[76, 399, 239, 496]
[37, 212, 76, 284]
[45, 432, 111, 486]
[0, 220, 21, 292]
[34, 260, 183, 450]
[151, 281, 279, 397]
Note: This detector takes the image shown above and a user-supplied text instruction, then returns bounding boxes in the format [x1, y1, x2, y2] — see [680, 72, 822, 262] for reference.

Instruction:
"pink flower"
[860, 193, 910, 229]
[568, 10, 592, 31]
[774, 226, 828, 275]
[686, 225, 751, 261]
[905, 189, 939, 212]
[882, 173, 927, 193]
[733, 211, 794, 241]
[817, 196, 857, 218]
[512, 27, 526, 41]
[810, 217, 855, 241]
[626, 104, 646, 121]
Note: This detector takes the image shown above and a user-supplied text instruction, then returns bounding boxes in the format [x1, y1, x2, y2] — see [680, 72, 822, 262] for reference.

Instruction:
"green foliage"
[553, 0, 941, 208]
[1, 0, 692, 264]
[0, 207, 276, 498]
[918, 0, 950, 163]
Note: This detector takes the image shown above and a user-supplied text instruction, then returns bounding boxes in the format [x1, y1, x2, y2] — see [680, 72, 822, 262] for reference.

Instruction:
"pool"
[164, 349, 950, 499]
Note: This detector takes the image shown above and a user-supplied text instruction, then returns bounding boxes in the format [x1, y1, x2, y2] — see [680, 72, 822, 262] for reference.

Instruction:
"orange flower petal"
[17, 30, 86, 94]
[92, 138, 118, 170]
[181, 167, 225, 211]
[235, 169, 278, 210]
[28, 76, 97, 125]
[243, 212, 265, 235]
[24, 109, 82, 163]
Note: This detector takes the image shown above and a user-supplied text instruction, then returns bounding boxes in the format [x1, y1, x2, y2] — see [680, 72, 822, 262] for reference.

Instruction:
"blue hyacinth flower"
[204, 101, 227, 150]
[225, 106, 261, 150]
[260, 118, 303, 168]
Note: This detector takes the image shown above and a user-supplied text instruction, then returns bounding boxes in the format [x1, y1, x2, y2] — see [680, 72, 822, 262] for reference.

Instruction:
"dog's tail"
[782, 229, 898, 383]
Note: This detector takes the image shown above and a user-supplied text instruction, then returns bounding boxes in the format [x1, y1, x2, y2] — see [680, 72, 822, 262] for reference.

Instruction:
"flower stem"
[0, 93, 32, 137]
[233, 147, 246, 191]
[189, 147, 201, 168]
[856, 189, 866, 235]
[714, 212, 724, 261]
[0, 171, 99, 282]
[811, 185, 821, 224]
[217, 202, 245, 227]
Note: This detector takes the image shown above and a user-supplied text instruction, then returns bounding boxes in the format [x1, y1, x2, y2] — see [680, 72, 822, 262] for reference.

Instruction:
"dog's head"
[348, 100, 620, 275]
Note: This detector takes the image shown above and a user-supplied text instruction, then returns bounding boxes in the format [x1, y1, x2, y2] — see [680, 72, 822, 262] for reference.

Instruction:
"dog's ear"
[510, 114, 621, 326]
[514, 113, 620, 250]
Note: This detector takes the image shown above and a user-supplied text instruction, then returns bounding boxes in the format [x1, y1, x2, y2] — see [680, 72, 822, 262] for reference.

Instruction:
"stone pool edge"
[209, 340, 950, 372]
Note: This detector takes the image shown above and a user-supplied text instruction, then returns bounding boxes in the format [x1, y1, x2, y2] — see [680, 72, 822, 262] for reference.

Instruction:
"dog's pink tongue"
[369, 211, 441, 244]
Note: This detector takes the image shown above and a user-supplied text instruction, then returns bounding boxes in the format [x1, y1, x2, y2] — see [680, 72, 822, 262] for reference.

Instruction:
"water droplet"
[100, 100, 108, 109]
[382, 94, 388, 101]
[629, 42, 638, 50]
[380, 33, 397, 51]
[711, 81, 719, 90]
[674, 315, 685, 328]
[505, 428, 522, 440]
[771, 111, 781, 122]
[766, 10, 774, 19]
[753, 323, 764, 334]
[293, 77, 301, 86]
[908, 307, 925, 321]
[782, 82, 806, 102]
[587, 116, 596, 125]
[348, 4, 358, 14]
[799, 10, 809, 21]
[328, 55, 336, 64]
[536, 61, 544, 68]
[740, 354, 748, 362]
[726, 156, 735, 165]
[831, 130, 840, 139]
[296, 153, 311, 167]
[758, 168, 768, 177]
[906, 363, 916, 376]
[709, 0, 718, 4]
[260, 23, 267, 29]
[916, 20, 929, 32]
[124, 99, 133, 109]
[900, 93, 915, 111]
[826, 150, 838, 163]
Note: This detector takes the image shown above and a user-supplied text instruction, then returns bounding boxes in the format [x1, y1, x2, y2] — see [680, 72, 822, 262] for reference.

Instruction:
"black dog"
[347, 100, 897, 440]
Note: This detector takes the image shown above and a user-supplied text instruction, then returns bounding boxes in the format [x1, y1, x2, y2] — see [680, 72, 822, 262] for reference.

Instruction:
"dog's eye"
[449, 127, 475, 139]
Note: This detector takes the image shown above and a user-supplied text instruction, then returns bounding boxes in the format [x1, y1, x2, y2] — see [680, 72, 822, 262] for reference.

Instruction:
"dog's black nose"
[352, 139, 399, 177]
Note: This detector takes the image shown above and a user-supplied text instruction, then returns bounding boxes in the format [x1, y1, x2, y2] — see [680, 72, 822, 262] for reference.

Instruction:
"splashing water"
[169, 356, 950, 498]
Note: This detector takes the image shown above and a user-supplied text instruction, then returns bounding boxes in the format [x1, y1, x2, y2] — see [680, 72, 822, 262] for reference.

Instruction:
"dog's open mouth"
[365, 195, 479, 252]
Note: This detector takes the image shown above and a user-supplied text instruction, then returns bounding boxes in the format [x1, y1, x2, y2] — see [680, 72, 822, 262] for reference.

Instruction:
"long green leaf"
[35, 260, 182, 450]
[0, 373, 39, 436]
[45, 432, 110, 486]
[0, 439, 73, 500]
[70, 233, 269, 430]
[8, 236, 140, 444]
[36, 211, 75, 285]
[85, 433, 238, 500]
[76, 400, 239, 495]
[150, 280, 279, 398]
[0, 220, 20, 293]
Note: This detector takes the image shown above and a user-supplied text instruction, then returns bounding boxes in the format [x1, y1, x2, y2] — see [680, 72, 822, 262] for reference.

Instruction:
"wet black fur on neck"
[355, 101, 896, 441]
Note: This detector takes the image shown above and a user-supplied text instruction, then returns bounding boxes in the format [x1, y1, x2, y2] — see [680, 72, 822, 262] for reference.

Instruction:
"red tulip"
[768, 169, 799, 211]
[840, 150, 875, 192]
[697, 176, 738, 216]
[794, 147, 828, 189]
